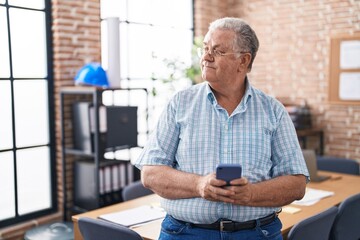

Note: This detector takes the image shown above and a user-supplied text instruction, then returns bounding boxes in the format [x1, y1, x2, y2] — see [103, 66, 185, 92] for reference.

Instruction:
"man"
[136, 17, 309, 240]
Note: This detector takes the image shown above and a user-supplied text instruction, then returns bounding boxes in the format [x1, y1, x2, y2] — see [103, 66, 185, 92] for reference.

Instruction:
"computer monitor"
[302, 149, 330, 182]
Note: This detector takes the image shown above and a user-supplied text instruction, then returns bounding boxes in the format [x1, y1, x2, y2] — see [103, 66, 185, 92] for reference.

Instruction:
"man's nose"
[203, 51, 215, 61]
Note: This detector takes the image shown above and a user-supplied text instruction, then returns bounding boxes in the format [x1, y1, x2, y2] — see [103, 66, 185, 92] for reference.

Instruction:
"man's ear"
[237, 53, 252, 72]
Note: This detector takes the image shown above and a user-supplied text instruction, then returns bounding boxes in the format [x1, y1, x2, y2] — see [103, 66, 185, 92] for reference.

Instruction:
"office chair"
[317, 156, 360, 175]
[329, 193, 360, 240]
[122, 180, 153, 201]
[287, 206, 338, 240]
[78, 217, 143, 240]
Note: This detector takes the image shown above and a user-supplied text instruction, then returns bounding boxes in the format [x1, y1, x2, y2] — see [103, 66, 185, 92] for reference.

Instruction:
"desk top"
[72, 172, 360, 240]
[296, 128, 323, 136]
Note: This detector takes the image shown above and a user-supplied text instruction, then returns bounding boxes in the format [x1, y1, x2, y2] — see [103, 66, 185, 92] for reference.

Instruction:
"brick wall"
[0, 1, 101, 239]
[2, 0, 358, 239]
[52, 0, 102, 221]
[194, 0, 228, 35]
[194, 0, 360, 161]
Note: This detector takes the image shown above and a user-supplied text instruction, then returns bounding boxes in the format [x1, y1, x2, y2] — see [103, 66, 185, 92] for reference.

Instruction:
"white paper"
[99, 205, 166, 227]
[89, 105, 107, 133]
[106, 17, 121, 88]
[127, 163, 134, 185]
[111, 165, 120, 191]
[292, 188, 334, 206]
[339, 72, 360, 100]
[99, 168, 104, 194]
[119, 164, 126, 188]
[340, 40, 360, 69]
[282, 206, 301, 214]
[104, 166, 111, 193]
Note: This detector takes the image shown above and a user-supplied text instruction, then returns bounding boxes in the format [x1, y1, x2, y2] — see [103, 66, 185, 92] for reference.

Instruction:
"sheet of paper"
[292, 187, 334, 206]
[99, 205, 166, 227]
[339, 72, 360, 100]
[282, 206, 301, 214]
[340, 40, 360, 69]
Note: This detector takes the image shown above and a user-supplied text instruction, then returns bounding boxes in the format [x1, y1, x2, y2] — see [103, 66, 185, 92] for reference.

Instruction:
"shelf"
[60, 86, 148, 95]
[60, 86, 147, 220]
[296, 128, 324, 155]
[64, 148, 95, 157]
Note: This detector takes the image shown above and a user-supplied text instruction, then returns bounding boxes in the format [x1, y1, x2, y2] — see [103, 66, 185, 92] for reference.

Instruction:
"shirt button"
[224, 149, 228, 153]
[224, 125, 228, 130]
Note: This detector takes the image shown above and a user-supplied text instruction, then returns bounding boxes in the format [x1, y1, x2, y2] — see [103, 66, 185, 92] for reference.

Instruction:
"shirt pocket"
[240, 127, 273, 182]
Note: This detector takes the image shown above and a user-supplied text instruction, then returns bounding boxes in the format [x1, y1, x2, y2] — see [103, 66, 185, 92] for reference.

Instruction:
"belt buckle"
[220, 220, 232, 231]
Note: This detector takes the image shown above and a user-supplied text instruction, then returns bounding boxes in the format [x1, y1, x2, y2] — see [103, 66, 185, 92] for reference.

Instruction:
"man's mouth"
[203, 64, 215, 69]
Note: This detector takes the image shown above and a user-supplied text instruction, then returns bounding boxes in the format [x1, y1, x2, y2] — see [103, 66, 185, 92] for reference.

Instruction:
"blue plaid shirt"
[136, 80, 309, 224]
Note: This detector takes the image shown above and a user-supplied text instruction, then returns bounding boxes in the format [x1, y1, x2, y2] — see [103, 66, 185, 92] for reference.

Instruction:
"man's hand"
[142, 166, 306, 207]
[229, 175, 306, 207]
[226, 177, 253, 205]
[199, 174, 306, 208]
[196, 173, 237, 203]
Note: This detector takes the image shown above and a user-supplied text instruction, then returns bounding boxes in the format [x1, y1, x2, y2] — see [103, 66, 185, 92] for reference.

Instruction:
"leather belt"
[191, 212, 277, 232]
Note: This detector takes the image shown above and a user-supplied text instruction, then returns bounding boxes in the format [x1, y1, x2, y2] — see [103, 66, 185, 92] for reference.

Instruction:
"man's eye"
[214, 49, 224, 55]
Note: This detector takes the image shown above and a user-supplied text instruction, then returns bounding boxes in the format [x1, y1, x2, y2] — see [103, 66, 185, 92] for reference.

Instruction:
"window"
[0, 0, 56, 227]
[100, 0, 194, 148]
[329, 34, 360, 104]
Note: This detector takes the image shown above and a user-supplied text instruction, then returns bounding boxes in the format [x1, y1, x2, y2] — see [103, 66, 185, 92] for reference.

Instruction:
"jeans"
[159, 215, 283, 240]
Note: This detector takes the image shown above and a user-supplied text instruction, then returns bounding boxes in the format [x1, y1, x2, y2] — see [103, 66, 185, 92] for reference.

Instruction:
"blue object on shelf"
[74, 63, 109, 88]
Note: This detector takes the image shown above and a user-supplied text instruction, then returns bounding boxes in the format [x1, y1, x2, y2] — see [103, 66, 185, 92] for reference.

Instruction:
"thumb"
[230, 177, 248, 186]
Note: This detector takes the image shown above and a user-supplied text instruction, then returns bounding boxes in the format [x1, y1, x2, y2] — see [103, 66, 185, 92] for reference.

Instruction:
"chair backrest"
[78, 217, 143, 240]
[287, 206, 338, 240]
[122, 180, 153, 201]
[317, 156, 360, 175]
[330, 193, 360, 240]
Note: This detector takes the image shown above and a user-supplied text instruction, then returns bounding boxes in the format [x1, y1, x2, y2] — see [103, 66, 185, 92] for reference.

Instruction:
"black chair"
[79, 217, 143, 240]
[287, 206, 338, 240]
[330, 193, 360, 240]
[122, 180, 153, 201]
[317, 156, 360, 175]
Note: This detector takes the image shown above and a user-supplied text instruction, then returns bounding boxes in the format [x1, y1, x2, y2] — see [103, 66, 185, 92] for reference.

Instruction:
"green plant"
[160, 36, 203, 85]
[185, 36, 203, 84]
[150, 36, 204, 97]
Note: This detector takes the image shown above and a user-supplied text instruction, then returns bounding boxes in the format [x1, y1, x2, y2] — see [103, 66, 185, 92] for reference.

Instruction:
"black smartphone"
[216, 163, 242, 185]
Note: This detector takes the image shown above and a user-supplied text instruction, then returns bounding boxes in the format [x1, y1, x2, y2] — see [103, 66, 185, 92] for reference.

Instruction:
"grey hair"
[208, 17, 259, 71]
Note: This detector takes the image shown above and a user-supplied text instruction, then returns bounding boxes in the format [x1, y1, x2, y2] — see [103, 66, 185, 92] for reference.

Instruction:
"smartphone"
[216, 163, 242, 185]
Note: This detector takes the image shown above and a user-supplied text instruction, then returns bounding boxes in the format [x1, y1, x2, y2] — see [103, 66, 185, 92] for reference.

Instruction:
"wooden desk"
[72, 194, 161, 240]
[73, 172, 360, 240]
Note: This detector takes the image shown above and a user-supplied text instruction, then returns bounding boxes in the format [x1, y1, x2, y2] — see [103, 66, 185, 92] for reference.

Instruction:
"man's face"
[200, 29, 241, 85]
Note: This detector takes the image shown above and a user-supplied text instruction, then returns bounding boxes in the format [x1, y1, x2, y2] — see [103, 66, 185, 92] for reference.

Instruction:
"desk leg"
[298, 136, 306, 149]
[73, 221, 83, 240]
[282, 229, 289, 240]
[319, 131, 324, 155]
